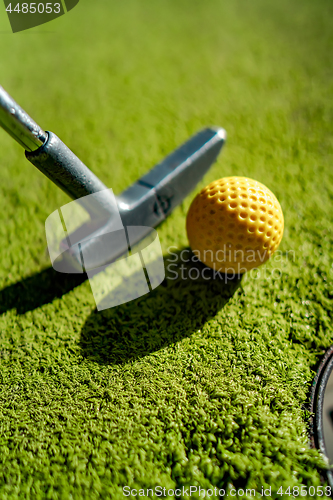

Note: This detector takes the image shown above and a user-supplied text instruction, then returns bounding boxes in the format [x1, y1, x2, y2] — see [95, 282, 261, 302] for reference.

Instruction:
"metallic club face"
[0, 85, 226, 278]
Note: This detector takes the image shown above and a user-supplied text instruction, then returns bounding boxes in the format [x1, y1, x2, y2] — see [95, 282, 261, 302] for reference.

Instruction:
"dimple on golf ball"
[186, 176, 284, 274]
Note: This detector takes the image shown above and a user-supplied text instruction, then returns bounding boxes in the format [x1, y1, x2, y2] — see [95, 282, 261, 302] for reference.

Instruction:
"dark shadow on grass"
[0, 267, 87, 315]
[80, 248, 242, 365]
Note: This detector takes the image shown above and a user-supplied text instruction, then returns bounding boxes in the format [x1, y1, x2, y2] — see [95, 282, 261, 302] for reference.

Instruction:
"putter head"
[0, 86, 226, 276]
[45, 127, 226, 274]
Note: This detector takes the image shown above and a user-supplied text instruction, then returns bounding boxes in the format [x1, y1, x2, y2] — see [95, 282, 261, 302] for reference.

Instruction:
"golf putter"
[0, 85, 226, 274]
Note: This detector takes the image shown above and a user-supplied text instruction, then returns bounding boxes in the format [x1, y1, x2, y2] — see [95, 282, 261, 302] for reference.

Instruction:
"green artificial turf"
[1, 0, 333, 498]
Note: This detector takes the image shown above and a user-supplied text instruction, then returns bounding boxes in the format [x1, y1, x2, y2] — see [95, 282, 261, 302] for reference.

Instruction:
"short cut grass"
[0, 0, 333, 498]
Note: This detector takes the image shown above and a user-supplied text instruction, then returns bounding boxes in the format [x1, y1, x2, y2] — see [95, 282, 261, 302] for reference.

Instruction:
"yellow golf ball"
[186, 176, 284, 274]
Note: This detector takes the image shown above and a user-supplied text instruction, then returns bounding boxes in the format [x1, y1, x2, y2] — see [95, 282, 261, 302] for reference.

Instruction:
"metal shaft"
[0, 85, 111, 212]
[25, 131, 111, 208]
[0, 85, 47, 151]
[0, 85, 227, 274]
